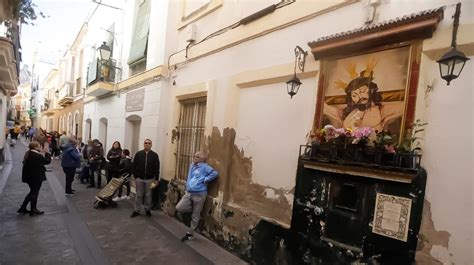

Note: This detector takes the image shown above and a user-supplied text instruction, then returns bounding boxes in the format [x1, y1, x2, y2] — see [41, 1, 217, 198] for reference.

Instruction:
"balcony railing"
[87, 58, 117, 86]
[57, 82, 75, 106]
[0, 22, 20, 75]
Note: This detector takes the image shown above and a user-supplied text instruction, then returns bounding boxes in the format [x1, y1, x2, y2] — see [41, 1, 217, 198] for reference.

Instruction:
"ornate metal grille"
[176, 97, 207, 181]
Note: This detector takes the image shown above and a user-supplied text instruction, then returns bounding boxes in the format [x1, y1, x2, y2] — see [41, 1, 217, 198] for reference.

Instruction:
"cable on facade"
[167, 0, 296, 72]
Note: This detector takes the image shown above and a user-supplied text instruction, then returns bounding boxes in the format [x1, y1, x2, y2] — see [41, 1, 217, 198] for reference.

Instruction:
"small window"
[335, 183, 359, 212]
[76, 77, 82, 95]
[129, 59, 146, 76]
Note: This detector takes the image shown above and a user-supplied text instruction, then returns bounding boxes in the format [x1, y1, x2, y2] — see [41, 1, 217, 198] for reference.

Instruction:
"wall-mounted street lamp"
[55, 89, 59, 97]
[437, 3, 470, 85]
[98, 41, 112, 61]
[286, 45, 307, 98]
[97, 41, 121, 81]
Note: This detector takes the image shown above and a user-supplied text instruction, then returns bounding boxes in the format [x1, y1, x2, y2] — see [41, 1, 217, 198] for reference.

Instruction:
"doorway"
[99, 118, 108, 149]
[85, 118, 92, 140]
[125, 115, 141, 156]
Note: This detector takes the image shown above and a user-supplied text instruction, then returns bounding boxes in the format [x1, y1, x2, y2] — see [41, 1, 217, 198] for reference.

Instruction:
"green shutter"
[127, 0, 151, 65]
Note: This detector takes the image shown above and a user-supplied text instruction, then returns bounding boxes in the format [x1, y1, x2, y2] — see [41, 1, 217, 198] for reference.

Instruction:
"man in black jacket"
[130, 139, 160, 218]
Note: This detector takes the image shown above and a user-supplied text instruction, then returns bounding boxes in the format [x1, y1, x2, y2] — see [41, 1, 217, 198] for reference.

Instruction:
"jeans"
[175, 192, 207, 234]
[134, 178, 152, 212]
[89, 163, 102, 187]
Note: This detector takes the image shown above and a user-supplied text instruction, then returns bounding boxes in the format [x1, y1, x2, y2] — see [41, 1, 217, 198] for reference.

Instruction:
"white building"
[77, 0, 473, 264]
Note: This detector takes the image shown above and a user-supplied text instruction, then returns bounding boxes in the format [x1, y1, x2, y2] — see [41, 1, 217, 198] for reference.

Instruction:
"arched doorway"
[41, 116, 48, 130]
[47, 118, 53, 132]
[125, 115, 141, 156]
[73, 110, 81, 138]
[85, 118, 92, 140]
[67, 113, 73, 136]
[99, 117, 108, 149]
[62, 115, 67, 134]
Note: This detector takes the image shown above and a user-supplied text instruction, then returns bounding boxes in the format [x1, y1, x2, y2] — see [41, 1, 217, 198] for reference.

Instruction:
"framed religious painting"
[314, 42, 422, 143]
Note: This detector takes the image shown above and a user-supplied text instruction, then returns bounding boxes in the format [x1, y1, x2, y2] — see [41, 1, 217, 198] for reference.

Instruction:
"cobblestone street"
[0, 138, 247, 265]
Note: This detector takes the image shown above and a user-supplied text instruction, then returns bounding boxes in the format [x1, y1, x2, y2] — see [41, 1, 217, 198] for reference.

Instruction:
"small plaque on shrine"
[372, 193, 412, 242]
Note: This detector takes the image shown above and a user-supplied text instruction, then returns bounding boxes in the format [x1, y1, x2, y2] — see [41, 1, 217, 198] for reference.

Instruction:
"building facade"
[31, 0, 473, 264]
[155, 0, 473, 264]
[9, 65, 32, 126]
[0, 3, 21, 163]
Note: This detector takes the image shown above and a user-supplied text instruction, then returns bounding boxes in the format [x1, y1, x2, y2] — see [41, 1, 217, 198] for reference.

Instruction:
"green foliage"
[397, 119, 428, 153]
[6, 0, 45, 25]
[373, 130, 393, 150]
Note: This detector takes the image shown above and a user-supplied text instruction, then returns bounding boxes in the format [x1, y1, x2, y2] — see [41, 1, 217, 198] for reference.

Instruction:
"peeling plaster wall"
[416, 200, 451, 265]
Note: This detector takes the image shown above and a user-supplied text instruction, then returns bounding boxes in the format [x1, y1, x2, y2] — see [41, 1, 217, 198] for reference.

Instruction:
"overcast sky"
[20, 0, 98, 78]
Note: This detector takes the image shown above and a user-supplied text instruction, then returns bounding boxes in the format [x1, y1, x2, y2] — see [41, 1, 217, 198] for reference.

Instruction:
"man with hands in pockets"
[176, 151, 218, 242]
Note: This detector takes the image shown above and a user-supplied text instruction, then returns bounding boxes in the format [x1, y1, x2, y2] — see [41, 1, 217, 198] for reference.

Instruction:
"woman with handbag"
[18, 141, 51, 216]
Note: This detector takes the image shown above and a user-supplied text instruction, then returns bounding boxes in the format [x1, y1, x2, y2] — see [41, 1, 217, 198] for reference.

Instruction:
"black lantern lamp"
[287, 45, 307, 98]
[437, 3, 470, 85]
[98, 41, 112, 62]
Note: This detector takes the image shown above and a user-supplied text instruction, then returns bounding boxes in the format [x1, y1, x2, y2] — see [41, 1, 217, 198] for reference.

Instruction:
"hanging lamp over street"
[286, 45, 307, 98]
[437, 3, 470, 85]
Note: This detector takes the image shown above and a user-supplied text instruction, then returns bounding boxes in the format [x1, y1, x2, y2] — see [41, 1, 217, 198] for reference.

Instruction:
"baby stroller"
[93, 173, 130, 209]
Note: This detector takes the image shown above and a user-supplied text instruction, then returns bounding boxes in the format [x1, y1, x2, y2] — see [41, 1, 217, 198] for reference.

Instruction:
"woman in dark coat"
[18, 141, 51, 216]
[106, 141, 122, 183]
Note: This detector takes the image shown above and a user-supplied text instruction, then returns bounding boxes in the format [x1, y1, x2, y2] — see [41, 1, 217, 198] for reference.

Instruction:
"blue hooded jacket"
[61, 144, 81, 168]
[185, 162, 218, 193]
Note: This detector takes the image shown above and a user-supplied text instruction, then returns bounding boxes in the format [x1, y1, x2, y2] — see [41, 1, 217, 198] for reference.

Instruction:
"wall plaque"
[125, 89, 145, 112]
[372, 193, 412, 242]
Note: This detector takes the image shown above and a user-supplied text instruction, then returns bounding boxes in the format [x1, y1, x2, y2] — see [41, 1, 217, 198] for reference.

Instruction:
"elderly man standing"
[176, 151, 218, 242]
[130, 139, 160, 218]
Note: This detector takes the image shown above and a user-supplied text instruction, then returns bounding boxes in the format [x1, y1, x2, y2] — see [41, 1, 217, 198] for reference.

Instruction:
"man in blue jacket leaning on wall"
[176, 151, 218, 242]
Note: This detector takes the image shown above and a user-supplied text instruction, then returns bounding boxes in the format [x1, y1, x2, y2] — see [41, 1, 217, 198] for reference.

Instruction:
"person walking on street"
[18, 141, 51, 216]
[59, 131, 70, 153]
[28, 127, 36, 142]
[106, 141, 122, 183]
[130, 139, 160, 218]
[176, 151, 218, 242]
[61, 138, 81, 195]
[50, 131, 60, 159]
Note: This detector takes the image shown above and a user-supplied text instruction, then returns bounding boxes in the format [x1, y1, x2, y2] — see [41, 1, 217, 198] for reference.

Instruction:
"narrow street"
[0, 138, 246, 265]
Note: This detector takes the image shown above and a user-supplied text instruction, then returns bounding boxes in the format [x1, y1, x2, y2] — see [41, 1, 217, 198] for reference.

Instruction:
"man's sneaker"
[145, 210, 152, 217]
[130, 211, 140, 218]
[122, 196, 130, 200]
[112, 197, 122, 202]
[65, 192, 74, 196]
[181, 233, 194, 242]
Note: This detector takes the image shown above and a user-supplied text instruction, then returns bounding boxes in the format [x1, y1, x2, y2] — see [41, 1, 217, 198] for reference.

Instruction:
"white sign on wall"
[125, 89, 145, 112]
[372, 193, 412, 242]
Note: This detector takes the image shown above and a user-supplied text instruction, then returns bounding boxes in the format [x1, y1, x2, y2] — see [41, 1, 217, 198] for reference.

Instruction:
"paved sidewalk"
[0, 138, 247, 265]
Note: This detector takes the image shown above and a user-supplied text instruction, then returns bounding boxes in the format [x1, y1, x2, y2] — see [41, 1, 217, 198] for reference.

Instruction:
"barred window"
[176, 96, 207, 181]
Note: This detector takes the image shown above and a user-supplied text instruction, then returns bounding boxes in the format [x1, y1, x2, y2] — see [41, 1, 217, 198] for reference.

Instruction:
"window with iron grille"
[176, 96, 207, 181]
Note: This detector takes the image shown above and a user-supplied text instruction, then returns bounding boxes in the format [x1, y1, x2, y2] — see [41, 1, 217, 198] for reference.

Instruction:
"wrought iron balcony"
[57, 82, 75, 106]
[85, 58, 117, 97]
[0, 22, 20, 96]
